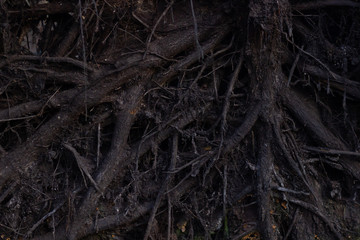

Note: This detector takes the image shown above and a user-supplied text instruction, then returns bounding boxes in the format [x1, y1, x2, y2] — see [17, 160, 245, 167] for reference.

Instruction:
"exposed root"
[1, 1, 360, 239]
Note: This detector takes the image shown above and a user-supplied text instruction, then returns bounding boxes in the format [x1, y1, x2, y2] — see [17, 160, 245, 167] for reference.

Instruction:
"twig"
[301, 64, 360, 100]
[63, 143, 102, 193]
[219, 52, 244, 130]
[132, 12, 151, 29]
[189, 0, 203, 59]
[272, 185, 310, 196]
[143, 0, 174, 59]
[0, 114, 38, 122]
[157, 25, 230, 85]
[135, 123, 151, 173]
[192, 194, 211, 239]
[96, 123, 101, 168]
[26, 199, 66, 237]
[287, 197, 342, 239]
[143, 133, 178, 240]
[92, 0, 100, 32]
[273, 116, 317, 200]
[303, 146, 360, 158]
[285, 36, 347, 91]
[78, 0, 89, 120]
[40, 87, 61, 115]
[165, 170, 193, 195]
[203, 53, 244, 180]
[188, 63, 207, 89]
[173, 36, 233, 111]
[283, 208, 299, 240]
[287, 45, 303, 86]
[223, 165, 228, 238]
[0, 181, 17, 203]
[0, 223, 26, 237]
[101, 22, 119, 44]
[117, 26, 145, 44]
